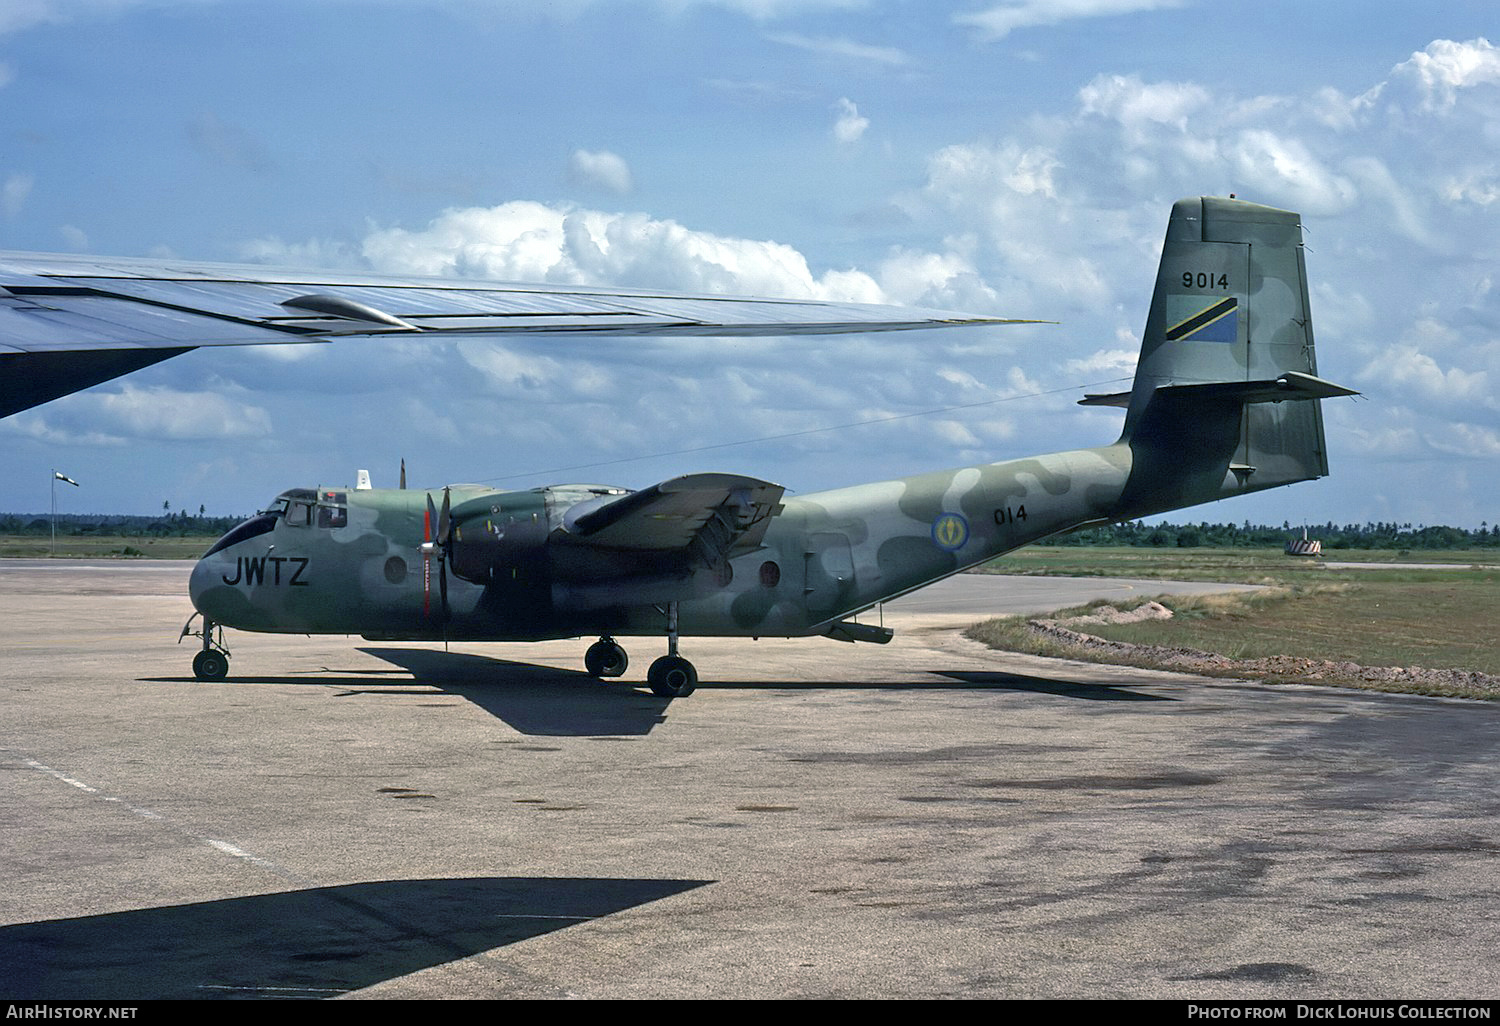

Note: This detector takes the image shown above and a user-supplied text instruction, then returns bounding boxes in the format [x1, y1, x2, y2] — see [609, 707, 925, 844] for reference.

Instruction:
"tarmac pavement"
[2, 560, 1496, 1000]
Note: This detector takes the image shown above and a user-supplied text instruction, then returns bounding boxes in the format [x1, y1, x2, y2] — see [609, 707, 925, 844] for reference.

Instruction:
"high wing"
[0, 250, 1032, 418]
[558, 473, 785, 563]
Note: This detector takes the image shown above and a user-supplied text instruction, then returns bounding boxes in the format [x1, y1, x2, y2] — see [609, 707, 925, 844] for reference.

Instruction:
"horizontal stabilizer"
[1078, 391, 1131, 408]
[1082, 370, 1357, 409]
[1150, 371, 1358, 404]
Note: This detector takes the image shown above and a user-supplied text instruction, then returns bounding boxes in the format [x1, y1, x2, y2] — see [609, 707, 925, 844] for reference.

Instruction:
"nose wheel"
[179, 613, 231, 681]
[192, 648, 230, 681]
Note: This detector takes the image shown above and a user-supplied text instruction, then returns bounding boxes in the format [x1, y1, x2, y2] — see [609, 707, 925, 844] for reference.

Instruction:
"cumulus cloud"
[1078, 73, 1210, 136]
[1225, 130, 1357, 216]
[354, 200, 888, 302]
[832, 97, 869, 144]
[877, 247, 1001, 312]
[1363, 346, 1494, 409]
[569, 148, 634, 195]
[1389, 37, 1500, 112]
[5, 385, 272, 445]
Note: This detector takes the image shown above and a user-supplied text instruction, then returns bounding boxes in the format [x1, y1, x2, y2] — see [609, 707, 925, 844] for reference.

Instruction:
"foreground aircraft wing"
[0, 251, 1032, 418]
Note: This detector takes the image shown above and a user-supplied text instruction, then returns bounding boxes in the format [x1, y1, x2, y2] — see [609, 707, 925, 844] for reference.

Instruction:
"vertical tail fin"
[1110, 196, 1356, 517]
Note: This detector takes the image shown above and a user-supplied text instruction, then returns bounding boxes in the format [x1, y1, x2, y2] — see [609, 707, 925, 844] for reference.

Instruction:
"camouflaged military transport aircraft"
[1, 197, 1355, 696]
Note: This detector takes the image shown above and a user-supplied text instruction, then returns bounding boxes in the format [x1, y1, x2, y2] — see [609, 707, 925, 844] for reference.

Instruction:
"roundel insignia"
[931, 512, 969, 551]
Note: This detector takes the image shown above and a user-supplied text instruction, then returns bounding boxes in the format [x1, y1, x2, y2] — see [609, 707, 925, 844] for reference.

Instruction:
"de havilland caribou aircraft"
[1, 197, 1356, 696]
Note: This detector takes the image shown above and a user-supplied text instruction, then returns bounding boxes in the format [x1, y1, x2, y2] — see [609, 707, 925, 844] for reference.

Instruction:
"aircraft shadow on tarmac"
[3, 875, 710, 1000]
[929, 670, 1176, 702]
[142, 649, 1173, 737]
[364, 650, 1177, 709]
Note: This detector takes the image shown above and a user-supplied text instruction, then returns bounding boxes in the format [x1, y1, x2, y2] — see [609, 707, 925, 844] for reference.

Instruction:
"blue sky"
[2, 0, 1498, 529]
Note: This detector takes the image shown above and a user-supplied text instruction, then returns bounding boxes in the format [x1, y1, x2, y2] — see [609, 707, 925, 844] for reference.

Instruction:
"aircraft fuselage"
[189, 443, 1135, 644]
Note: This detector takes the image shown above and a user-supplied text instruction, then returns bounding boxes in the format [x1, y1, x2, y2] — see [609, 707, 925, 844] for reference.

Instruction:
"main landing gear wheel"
[192, 649, 229, 681]
[647, 655, 697, 698]
[584, 638, 629, 679]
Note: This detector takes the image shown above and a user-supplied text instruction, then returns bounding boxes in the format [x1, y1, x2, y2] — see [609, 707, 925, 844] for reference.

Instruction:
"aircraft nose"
[189, 555, 214, 610]
[190, 549, 245, 625]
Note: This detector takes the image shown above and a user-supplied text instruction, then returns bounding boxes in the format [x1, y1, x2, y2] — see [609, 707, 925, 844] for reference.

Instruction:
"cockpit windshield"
[202, 511, 278, 557]
[204, 488, 348, 557]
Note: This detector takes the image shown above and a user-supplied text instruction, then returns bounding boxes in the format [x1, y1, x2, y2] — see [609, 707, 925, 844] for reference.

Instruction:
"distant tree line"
[1059, 520, 1500, 550]
[1, 511, 247, 539]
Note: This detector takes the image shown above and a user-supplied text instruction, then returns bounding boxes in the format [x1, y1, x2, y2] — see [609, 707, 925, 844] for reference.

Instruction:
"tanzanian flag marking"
[1166, 296, 1238, 343]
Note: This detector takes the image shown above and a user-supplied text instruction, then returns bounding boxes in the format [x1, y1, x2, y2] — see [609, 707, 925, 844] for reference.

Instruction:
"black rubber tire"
[647, 655, 697, 697]
[193, 649, 229, 681]
[585, 641, 629, 679]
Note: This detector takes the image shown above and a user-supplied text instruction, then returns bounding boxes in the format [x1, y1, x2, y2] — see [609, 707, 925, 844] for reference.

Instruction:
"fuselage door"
[803, 532, 855, 621]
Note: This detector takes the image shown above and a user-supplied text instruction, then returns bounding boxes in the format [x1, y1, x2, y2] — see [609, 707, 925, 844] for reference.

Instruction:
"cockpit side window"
[317, 491, 348, 529]
[284, 500, 313, 527]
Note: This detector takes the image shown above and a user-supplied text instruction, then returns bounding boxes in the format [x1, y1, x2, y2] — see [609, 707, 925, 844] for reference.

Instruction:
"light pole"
[51, 470, 79, 557]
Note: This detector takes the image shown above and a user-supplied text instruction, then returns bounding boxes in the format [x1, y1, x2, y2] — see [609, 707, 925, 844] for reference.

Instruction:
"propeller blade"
[437, 486, 451, 546]
[422, 492, 437, 619]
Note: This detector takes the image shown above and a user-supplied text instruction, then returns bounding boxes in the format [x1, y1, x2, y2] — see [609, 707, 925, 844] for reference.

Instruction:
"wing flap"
[560, 473, 785, 564]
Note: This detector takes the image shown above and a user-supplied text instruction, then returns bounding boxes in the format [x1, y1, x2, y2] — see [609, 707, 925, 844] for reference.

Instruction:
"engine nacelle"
[448, 515, 550, 585]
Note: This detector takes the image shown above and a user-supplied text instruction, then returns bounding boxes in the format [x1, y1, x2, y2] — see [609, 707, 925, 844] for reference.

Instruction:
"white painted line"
[14, 751, 299, 881]
[25, 758, 98, 792]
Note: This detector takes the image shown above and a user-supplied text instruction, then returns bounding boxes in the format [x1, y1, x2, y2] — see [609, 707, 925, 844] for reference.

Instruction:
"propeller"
[419, 486, 452, 628]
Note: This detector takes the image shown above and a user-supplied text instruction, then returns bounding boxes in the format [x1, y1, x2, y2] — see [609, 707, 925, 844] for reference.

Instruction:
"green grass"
[966, 548, 1500, 699]
[979, 545, 1500, 583]
[0, 534, 209, 559]
[1078, 580, 1497, 674]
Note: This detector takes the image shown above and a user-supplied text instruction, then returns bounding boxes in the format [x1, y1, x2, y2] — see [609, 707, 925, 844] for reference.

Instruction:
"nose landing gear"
[179, 613, 231, 681]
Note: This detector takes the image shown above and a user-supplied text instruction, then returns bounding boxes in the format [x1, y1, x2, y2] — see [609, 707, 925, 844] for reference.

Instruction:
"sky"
[1, 0, 1498, 529]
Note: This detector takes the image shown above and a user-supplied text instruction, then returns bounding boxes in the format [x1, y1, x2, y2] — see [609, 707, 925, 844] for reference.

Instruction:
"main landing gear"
[179, 612, 231, 681]
[583, 603, 699, 698]
[584, 636, 629, 678]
